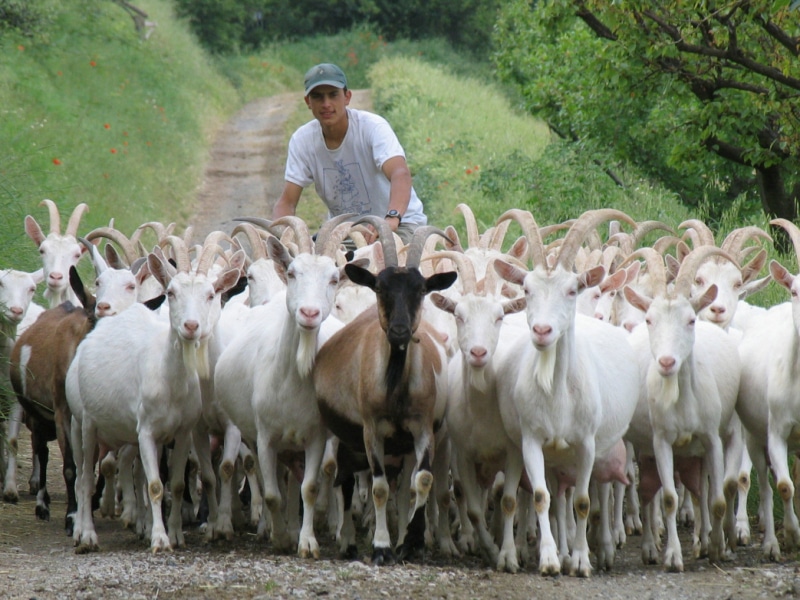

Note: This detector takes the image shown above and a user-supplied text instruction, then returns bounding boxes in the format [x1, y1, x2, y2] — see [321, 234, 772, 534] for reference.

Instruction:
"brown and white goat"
[314, 218, 457, 565]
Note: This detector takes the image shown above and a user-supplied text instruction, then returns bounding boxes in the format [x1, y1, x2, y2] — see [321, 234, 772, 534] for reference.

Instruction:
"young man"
[272, 63, 427, 243]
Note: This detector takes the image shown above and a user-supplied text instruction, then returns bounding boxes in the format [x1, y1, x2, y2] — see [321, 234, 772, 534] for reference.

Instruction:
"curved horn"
[558, 209, 637, 269]
[427, 250, 476, 294]
[85, 227, 140, 264]
[315, 213, 357, 257]
[652, 235, 683, 255]
[456, 203, 480, 248]
[673, 246, 738, 298]
[770, 219, 800, 269]
[633, 220, 675, 247]
[196, 231, 233, 276]
[619, 247, 668, 297]
[497, 209, 546, 268]
[162, 235, 192, 273]
[486, 219, 511, 251]
[405, 226, 454, 269]
[231, 222, 268, 261]
[268, 216, 313, 255]
[65, 203, 89, 237]
[133, 221, 171, 245]
[720, 226, 772, 257]
[679, 219, 715, 247]
[354, 215, 398, 268]
[39, 199, 62, 234]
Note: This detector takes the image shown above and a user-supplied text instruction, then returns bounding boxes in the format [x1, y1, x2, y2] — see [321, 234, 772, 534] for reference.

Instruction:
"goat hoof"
[3, 492, 19, 504]
[35, 505, 50, 521]
[372, 546, 396, 566]
[342, 544, 358, 560]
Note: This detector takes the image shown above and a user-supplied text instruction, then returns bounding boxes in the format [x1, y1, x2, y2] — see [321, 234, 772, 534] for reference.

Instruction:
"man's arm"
[381, 155, 412, 232]
[272, 181, 304, 219]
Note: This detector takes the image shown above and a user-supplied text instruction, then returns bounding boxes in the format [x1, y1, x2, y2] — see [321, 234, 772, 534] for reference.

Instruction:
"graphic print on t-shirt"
[324, 160, 370, 215]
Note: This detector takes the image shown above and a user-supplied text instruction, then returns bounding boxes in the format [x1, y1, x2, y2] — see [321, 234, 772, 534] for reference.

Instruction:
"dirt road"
[2, 91, 799, 599]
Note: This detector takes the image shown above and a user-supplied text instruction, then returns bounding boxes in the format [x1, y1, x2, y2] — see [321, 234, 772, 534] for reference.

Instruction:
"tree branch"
[574, 4, 617, 41]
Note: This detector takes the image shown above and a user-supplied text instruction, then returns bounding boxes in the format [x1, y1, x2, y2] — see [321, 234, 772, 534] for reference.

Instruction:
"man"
[272, 63, 427, 243]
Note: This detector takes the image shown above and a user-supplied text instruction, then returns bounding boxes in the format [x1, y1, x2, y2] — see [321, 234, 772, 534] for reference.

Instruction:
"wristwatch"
[385, 209, 402, 222]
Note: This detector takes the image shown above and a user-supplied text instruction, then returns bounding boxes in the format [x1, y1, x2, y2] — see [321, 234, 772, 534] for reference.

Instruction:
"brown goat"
[314, 219, 457, 565]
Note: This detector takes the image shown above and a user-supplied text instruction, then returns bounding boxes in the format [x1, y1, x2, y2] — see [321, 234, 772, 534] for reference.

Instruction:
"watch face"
[386, 210, 400, 218]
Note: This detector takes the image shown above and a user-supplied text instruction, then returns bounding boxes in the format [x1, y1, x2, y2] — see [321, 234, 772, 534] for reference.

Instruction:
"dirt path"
[2, 91, 800, 599]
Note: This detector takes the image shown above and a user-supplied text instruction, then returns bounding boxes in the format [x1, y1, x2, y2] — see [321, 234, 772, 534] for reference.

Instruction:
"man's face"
[305, 85, 351, 127]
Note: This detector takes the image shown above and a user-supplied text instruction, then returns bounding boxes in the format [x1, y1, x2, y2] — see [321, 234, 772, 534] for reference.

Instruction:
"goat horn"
[619, 247, 668, 297]
[679, 219, 715, 247]
[633, 220, 675, 247]
[85, 227, 139, 265]
[426, 250, 476, 294]
[133, 221, 171, 245]
[39, 199, 62, 235]
[196, 231, 233, 275]
[652, 235, 682, 255]
[231, 222, 268, 261]
[558, 209, 637, 270]
[770, 219, 800, 269]
[163, 235, 192, 273]
[497, 209, 545, 268]
[673, 246, 738, 298]
[315, 213, 357, 257]
[405, 226, 455, 269]
[456, 203, 480, 248]
[720, 226, 772, 257]
[353, 215, 398, 268]
[66, 203, 89, 237]
[487, 219, 511, 251]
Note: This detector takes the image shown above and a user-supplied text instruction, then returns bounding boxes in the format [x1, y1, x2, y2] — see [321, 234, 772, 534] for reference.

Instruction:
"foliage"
[0, 0, 239, 268]
[169, 0, 502, 56]
[0, 0, 56, 35]
[492, 1, 799, 224]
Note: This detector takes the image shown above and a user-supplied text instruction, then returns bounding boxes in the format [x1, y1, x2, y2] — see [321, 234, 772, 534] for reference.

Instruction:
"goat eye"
[609, 290, 616, 298]
[645, 318, 652, 326]
[126, 284, 135, 292]
[695, 278, 704, 286]
[689, 318, 696, 326]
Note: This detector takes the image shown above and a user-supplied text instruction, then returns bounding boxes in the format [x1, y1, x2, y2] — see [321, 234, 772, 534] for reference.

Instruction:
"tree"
[493, 1, 800, 224]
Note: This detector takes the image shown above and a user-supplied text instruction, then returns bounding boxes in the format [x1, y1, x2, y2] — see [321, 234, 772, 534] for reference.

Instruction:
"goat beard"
[534, 346, 556, 396]
[296, 328, 317, 378]
[648, 369, 679, 408]
[467, 365, 488, 394]
[182, 339, 211, 380]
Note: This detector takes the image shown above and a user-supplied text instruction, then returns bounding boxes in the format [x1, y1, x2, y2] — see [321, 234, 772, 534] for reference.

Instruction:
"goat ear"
[143, 294, 166, 311]
[624, 285, 651, 314]
[24, 215, 46, 246]
[741, 249, 767, 284]
[68, 266, 88, 307]
[147, 253, 172, 290]
[344, 263, 376, 290]
[426, 271, 458, 293]
[221, 276, 248, 307]
[493, 259, 526, 286]
[266, 237, 292, 283]
[31, 269, 45, 285]
[600, 267, 628, 293]
[508, 236, 528, 261]
[503, 297, 527, 315]
[769, 259, 794, 291]
[692, 283, 717, 313]
[214, 267, 243, 296]
[579, 265, 605, 291]
[429, 292, 456, 314]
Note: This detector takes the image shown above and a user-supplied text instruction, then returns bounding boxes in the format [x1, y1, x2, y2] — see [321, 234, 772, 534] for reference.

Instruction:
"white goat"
[736, 218, 800, 560]
[491, 208, 641, 577]
[623, 246, 741, 571]
[67, 233, 241, 552]
[215, 214, 354, 558]
[1, 267, 44, 501]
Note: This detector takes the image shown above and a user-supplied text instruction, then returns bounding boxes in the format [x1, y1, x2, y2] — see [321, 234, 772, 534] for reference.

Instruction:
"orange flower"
[52, 158, 62, 165]
[90, 60, 97, 67]
[17, 45, 24, 51]
[426, 138, 431, 143]
[473, 165, 480, 171]
[110, 148, 117, 154]
[465, 168, 473, 175]
[57, 71, 63, 77]
[103, 123, 111, 129]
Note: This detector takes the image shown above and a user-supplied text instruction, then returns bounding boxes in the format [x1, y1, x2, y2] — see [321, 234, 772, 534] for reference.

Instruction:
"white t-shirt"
[284, 108, 427, 226]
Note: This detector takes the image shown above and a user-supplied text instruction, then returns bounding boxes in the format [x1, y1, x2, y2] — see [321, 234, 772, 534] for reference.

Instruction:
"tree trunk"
[759, 163, 798, 254]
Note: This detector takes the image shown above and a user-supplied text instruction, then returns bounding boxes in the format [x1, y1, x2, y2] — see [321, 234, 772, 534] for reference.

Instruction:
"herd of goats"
[3, 198, 800, 577]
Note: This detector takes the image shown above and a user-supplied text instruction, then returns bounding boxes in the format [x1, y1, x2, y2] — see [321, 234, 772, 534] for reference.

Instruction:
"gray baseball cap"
[304, 63, 347, 96]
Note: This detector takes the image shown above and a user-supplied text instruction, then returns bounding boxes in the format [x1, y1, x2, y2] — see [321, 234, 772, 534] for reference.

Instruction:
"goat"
[9, 265, 97, 533]
[66, 233, 241, 552]
[1, 267, 44, 502]
[314, 218, 457, 565]
[491, 208, 641, 577]
[623, 246, 742, 571]
[735, 218, 800, 560]
[215, 214, 354, 557]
